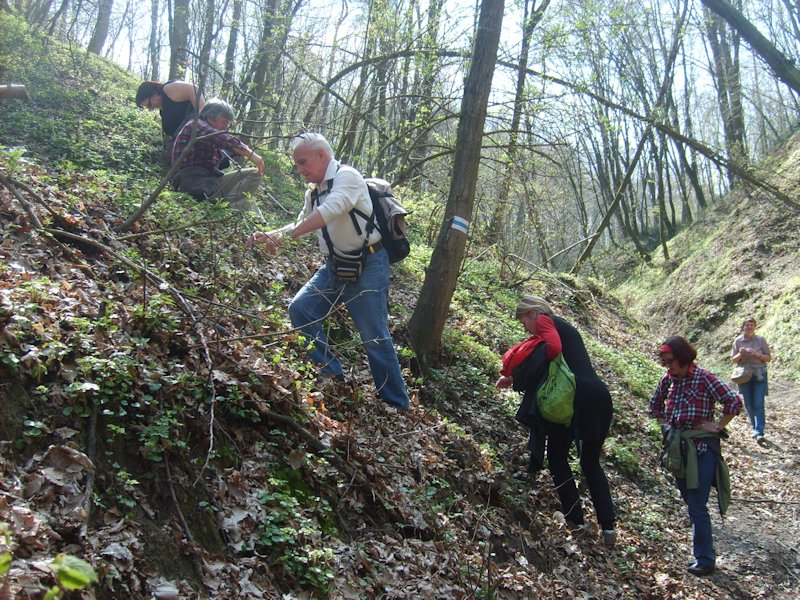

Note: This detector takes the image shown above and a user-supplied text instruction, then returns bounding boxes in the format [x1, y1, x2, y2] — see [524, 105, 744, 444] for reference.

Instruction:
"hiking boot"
[687, 561, 714, 576]
[565, 520, 585, 533]
[756, 435, 766, 446]
[601, 529, 617, 548]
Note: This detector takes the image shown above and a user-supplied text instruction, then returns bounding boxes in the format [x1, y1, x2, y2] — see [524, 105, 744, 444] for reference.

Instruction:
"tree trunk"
[196, 0, 216, 92]
[407, 0, 504, 369]
[222, 0, 242, 86]
[148, 0, 160, 80]
[403, 0, 444, 181]
[87, 0, 113, 55]
[168, 0, 190, 80]
[704, 4, 747, 183]
[488, 0, 549, 244]
[701, 0, 800, 96]
[241, 0, 301, 140]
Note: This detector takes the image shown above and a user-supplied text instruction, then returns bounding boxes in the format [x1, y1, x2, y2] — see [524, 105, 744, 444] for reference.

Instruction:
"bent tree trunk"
[701, 0, 800, 96]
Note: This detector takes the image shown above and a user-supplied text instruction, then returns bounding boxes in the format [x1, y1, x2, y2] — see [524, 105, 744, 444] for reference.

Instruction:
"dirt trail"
[701, 379, 800, 598]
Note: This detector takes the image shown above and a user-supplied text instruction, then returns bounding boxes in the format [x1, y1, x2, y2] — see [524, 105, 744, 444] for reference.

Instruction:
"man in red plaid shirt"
[172, 98, 265, 219]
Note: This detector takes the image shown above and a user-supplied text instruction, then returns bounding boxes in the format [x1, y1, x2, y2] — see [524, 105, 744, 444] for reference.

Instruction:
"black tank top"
[160, 81, 195, 137]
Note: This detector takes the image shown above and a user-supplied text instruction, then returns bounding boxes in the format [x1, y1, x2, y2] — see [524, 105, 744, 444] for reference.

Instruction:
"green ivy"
[256, 471, 337, 593]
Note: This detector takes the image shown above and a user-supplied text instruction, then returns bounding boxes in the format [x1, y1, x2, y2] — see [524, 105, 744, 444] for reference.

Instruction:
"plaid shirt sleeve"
[703, 370, 742, 416]
[172, 120, 247, 168]
[649, 373, 670, 419]
[171, 121, 194, 165]
[211, 129, 247, 154]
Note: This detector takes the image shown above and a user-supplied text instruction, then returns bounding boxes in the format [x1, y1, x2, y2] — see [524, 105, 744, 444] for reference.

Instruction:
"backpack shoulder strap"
[313, 182, 336, 256]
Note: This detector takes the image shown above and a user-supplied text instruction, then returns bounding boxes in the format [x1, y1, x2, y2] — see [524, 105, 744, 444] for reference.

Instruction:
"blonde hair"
[515, 295, 553, 319]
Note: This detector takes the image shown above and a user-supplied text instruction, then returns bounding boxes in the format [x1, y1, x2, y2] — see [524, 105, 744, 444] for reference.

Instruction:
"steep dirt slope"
[2, 15, 800, 591]
[3, 155, 799, 599]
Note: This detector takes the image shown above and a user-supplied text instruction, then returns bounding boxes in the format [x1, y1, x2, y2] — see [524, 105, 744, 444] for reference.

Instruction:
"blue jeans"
[676, 448, 717, 568]
[288, 248, 409, 410]
[739, 373, 768, 437]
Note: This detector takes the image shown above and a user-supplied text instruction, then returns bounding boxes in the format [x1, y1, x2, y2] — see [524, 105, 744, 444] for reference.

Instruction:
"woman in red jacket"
[497, 295, 616, 547]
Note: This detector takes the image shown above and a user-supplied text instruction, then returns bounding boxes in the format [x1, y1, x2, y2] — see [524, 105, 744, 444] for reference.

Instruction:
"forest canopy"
[4, 0, 799, 276]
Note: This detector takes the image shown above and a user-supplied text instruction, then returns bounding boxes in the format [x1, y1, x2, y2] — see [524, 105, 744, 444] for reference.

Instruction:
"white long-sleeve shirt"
[295, 159, 380, 255]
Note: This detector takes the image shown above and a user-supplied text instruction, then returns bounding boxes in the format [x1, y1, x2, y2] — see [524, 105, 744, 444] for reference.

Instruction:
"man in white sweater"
[248, 133, 409, 411]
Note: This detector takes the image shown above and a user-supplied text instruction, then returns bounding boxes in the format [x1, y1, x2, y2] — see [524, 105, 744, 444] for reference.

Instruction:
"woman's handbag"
[731, 364, 753, 384]
[536, 353, 576, 425]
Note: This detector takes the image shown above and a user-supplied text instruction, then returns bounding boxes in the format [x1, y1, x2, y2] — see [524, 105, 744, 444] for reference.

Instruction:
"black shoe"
[687, 562, 714, 576]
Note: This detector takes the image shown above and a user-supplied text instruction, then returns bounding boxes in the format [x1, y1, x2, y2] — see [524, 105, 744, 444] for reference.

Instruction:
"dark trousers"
[547, 424, 616, 530]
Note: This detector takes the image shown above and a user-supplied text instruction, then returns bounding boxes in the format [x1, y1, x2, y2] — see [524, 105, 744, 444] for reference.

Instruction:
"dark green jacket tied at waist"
[661, 427, 731, 516]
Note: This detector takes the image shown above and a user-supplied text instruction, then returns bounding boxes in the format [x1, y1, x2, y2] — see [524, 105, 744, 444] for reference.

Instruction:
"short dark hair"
[660, 336, 697, 366]
[135, 81, 163, 105]
[742, 316, 757, 329]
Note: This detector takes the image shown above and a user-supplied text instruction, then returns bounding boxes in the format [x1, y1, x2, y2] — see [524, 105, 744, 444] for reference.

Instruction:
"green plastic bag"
[536, 353, 576, 425]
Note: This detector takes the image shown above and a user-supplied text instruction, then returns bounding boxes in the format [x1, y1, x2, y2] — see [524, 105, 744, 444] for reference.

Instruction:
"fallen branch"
[188, 288, 377, 348]
[116, 126, 234, 233]
[4, 175, 63, 222]
[79, 397, 98, 539]
[730, 496, 800, 505]
[114, 125, 200, 233]
[1, 174, 98, 276]
[116, 216, 233, 241]
[0, 172, 44, 229]
[164, 453, 206, 585]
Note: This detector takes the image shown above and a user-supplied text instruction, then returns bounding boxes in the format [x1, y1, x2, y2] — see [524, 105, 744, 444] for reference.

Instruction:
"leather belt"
[367, 240, 383, 254]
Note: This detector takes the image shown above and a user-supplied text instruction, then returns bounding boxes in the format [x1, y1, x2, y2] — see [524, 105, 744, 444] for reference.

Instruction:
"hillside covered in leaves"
[2, 15, 799, 599]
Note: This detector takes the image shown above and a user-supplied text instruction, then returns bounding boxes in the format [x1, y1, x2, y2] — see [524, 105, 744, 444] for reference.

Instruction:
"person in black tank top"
[136, 80, 206, 166]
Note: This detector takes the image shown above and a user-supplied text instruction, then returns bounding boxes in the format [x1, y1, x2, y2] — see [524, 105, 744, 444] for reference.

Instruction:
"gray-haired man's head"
[200, 98, 235, 129]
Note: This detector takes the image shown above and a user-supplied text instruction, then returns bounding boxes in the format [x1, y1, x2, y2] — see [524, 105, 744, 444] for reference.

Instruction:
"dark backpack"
[353, 178, 410, 264]
[322, 172, 411, 264]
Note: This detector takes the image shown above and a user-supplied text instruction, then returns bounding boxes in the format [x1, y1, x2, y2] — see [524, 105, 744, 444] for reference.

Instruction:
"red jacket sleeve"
[536, 314, 562, 360]
[501, 336, 543, 376]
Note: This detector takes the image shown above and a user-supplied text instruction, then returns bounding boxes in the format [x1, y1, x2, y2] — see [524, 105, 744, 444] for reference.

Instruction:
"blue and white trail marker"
[451, 216, 469, 235]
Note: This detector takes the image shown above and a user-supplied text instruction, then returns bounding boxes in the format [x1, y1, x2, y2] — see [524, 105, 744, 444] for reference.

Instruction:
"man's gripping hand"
[246, 230, 280, 254]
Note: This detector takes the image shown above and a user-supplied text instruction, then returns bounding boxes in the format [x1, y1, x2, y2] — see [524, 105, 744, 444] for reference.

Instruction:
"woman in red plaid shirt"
[650, 336, 742, 576]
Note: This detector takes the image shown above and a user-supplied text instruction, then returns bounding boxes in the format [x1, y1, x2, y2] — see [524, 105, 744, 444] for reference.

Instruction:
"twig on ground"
[79, 397, 98, 539]
[116, 216, 233, 241]
[731, 496, 800, 505]
[115, 127, 201, 232]
[164, 453, 206, 585]
[1, 174, 98, 277]
[0, 173, 44, 229]
[5, 175, 63, 221]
